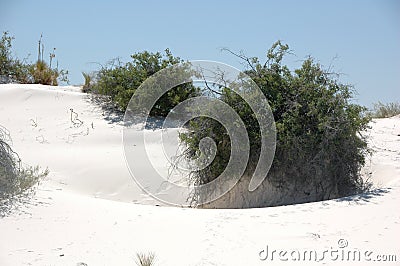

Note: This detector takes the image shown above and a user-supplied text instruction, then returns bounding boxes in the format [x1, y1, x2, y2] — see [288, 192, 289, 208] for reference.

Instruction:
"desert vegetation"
[179, 42, 372, 207]
[0, 31, 68, 85]
[82, 42, 373, 208]
[89, 49, 199, 117]
[0, 126, 48, 216]
[81, 71, 93, 92]
[135, 252, 156, 266]
[371, 101, 400, 118]
[0, 31, 379, 209]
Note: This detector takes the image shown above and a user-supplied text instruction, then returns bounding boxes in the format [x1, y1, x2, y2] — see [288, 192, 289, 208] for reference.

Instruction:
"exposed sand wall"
[199, 176, 333, 208]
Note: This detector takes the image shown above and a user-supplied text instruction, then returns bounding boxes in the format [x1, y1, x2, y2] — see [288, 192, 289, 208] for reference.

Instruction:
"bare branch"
[221, 47, 257, 73]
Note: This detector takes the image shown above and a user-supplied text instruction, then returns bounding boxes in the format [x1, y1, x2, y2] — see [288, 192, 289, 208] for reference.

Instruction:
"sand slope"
[0, 84, 399, 265]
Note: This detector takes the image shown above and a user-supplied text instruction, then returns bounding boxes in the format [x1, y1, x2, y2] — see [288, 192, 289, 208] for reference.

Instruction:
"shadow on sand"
[334, 187, 391, 204]
[85, 94, 125, 125]
[85, 93, 176, 130]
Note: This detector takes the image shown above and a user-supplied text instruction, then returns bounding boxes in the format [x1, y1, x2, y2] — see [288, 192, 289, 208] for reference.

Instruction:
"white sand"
[0, 84, 399, 265]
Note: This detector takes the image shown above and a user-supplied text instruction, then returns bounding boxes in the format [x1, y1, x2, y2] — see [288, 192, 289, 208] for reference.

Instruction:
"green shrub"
[371, 101, 400, 118]
[180, 42, 371, 207]
[0, 31, 31, 83]
[91, 49, 199, 115]
[0, 31, 13, 76]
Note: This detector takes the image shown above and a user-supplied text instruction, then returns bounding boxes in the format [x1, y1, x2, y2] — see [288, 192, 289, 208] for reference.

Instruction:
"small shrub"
[0, 126, 48, 216]
[371, 101, 400, 118]
[0, 31, 31, 83]
[29, 60, 59, 86]
[91, 49, 199, 115]
[135, 252, 156, 266]
[82, 72, 93, 92]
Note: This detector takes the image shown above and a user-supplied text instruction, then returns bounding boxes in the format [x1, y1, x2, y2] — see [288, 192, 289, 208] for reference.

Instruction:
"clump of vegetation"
[28, 34, 68, 86]
[0, 31, 68, 85]
[91, 49, 199, 116]
[135, 252, 156, 266]
[0, 31, 30, 83]
[371, 101, 400, 118]
[180, 41, 371, 207]
[29, 60, 59, 85]
[88, 43, 372, 207]
[81, 71, 93, 92]
[0, 126, 48, 216]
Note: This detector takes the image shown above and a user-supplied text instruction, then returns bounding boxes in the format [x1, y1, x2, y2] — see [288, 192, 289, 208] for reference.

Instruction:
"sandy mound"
[0, 84, 399, 265]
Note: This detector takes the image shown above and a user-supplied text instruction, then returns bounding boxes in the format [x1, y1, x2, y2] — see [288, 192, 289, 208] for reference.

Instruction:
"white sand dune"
[0, 84, 399, 265]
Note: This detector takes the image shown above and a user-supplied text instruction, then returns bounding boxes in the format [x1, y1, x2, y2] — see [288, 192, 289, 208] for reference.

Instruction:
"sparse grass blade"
[135, 252, 156, 266]
[372, 101, 400, 118]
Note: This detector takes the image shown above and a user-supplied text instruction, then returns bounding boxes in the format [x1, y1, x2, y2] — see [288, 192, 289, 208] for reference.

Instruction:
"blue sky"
[1, 0, 399, 107]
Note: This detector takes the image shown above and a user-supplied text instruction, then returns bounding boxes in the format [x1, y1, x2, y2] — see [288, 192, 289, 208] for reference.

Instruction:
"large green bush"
[180, 42, 371, 207]
[91, 49, 199, 116]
